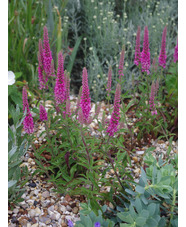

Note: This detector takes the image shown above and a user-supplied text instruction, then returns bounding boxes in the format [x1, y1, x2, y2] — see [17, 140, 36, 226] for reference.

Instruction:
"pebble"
[28, 209, 36, 218]
[41, 199, 50, 207]
[42, 191, 50, 198]
[72, 207, 79, 214]
[31, 224, 38, 227]
[66, 205, 72, 212]
[60, 205, 66, 213]
[35, 207, 41, 216]
[13, 208, 19, 214]
[28, 182, 37, 188]
[132, 156, 138, 163]
[136, 150, 144, 155]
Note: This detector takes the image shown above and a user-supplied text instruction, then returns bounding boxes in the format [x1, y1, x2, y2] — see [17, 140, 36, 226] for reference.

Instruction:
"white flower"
[8, 71, 15, 85]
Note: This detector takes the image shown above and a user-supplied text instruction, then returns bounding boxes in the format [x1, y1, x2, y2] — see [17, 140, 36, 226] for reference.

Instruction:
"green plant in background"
[76, 202, 115, 227]
[8, 105, 29, 207]
[63, 0, 178, 101]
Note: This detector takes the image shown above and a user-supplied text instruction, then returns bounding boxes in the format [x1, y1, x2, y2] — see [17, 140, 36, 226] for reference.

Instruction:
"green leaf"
[135, 198, 142, 213]
[14, 72, 22, 79]
[136, 185, 145, 194]
[8, 180, 17, 188]
[67, 36, 82, 74]
[136, 217, 146, 226]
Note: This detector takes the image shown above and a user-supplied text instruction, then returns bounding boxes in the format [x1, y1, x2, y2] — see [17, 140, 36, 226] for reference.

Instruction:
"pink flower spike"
[134, 26, 141, 66]
[174, 39, 178, 63]
[106, 66, 112, 96]
[118, 45, 125, 80]
[159, 26, 167, 68]
[80, 67, 91, 123]
[43, 26, 53, 77]
[141, 26, 151, 75]
[54, 51, 66, 108]
[22, 87, 34, 134]
[38, 39, 47, 90]
[107, 84, 121, 137]
[39, 105, 48, 121]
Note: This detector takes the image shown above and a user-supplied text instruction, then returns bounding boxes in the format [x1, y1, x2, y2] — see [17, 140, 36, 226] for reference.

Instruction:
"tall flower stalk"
[159, 26, 167, 68]
[38, 39, 47, 89]
[118, 45, 125, 81]
[107, 84, 121, 137]
[22, 87, 34, 134]
[134, 26, 141, 66]
[80, 67, 91, 124]
[149, 82, 158, 115]
[54, 51, 66, 111]
[43, 26, 53, 78]
[141, 26, 151, 75]
[174, 39, 178, 63]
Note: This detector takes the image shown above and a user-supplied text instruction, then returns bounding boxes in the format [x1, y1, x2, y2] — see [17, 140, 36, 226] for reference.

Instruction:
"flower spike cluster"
[38, 39, 47, 89]
[118, 45, 125, 80]
[22, 87, 34, 134]
[39, 105, 48, 121]
[80, 67, 91, 123]
[107, 84, 121, 137]
[149, 82, 158, 115]
[141, 26, 151, 75]
[159, 26, 167, 68]
[54, 51, 66, 108]
[174, 39, 178, 63]
[134, 26, 141, 66]
[43, 26, 53, 77]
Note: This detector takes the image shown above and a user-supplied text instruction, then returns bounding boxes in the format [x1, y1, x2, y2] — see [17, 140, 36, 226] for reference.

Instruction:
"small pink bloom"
[159, 26, 167, 68]
[22, 87, 34, 134]
[141, 26, 151, 75]
[39, 105, 48, 121]
[80, 68, 91, 123]
[107, 84, 121, 136]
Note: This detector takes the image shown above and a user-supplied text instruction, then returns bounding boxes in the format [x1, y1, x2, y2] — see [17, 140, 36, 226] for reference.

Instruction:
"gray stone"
[136, 150, 144, 155]
[66, 205, 72, 212]
[13, 208, 19, 214]
[59, 205, 66, 213]
[41, 200, 51, 207]
[72, 207, 79, 214]
[28, 209, 36, 218]
[35, 207, 42, 216]
[42, 191, 50, 198]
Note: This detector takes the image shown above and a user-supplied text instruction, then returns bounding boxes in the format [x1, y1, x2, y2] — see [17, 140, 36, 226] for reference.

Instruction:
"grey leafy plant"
[8, 105, 29, 206]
